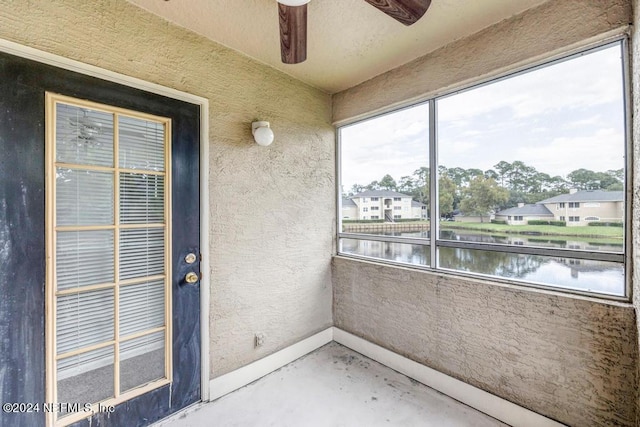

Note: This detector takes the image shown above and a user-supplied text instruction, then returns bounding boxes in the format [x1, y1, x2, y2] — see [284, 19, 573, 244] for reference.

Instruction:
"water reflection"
[341, 239, 429, 266]
[438, 247, 624, 296]
[340, 236, 624, 296]
[359, 229, 622, 253]
[439, 229, 623, 253]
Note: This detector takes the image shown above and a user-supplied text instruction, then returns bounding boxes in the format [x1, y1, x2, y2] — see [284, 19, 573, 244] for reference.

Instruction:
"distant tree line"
[345, 160, 624, 217]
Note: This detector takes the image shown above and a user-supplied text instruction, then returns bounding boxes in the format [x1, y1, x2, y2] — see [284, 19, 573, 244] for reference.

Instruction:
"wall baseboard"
[208, 328, 333, 401]
[333, 328, 565, 427]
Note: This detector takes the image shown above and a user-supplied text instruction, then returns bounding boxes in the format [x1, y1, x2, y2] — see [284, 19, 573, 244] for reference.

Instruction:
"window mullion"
[429, 99, 438, 269]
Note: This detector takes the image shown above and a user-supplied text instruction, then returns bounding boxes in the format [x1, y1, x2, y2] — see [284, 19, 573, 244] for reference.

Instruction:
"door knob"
[185, 272, 199, 284]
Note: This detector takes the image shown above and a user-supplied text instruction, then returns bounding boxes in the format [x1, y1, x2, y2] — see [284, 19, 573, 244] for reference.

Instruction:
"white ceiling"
[127, 0, 549, 94]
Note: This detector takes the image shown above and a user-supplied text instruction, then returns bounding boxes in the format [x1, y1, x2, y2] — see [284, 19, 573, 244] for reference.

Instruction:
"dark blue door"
[0, 52, 201, 427]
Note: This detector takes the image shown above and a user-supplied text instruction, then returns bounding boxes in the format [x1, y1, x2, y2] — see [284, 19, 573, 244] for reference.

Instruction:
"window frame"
[336, 36, 631, 301]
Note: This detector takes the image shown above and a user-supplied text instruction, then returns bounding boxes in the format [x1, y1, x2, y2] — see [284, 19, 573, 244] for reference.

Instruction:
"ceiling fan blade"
[278, 3, 307, 64]
[364, 0, 431, 26]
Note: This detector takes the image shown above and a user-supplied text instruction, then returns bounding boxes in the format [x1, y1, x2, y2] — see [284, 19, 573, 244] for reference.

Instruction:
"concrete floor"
[157, 343, 507, 427]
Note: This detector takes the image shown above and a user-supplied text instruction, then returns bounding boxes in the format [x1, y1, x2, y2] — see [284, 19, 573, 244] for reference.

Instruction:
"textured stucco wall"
[332, 0, 632, 123]
[0, 0, 334, 378]
[333, 257, 637, 426]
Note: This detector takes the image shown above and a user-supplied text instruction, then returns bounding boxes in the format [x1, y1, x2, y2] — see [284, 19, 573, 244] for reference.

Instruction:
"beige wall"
[333, 257, 637, 426]
[332, 0, 638, 426]
[1, 0, 639, 424]
[0, 0, 334, 378]
[542, 201, 623, 225]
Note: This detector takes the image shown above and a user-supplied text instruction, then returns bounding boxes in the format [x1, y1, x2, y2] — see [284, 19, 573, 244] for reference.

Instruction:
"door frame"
[0, 37, 211, 403]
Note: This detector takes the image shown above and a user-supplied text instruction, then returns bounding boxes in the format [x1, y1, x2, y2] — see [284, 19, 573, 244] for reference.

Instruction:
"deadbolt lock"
[185, 272, 199, 284]
[185, 253, 197, 264]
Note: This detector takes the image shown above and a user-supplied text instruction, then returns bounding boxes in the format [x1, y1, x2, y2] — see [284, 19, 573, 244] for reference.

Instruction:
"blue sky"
[340, 43, 626, 192]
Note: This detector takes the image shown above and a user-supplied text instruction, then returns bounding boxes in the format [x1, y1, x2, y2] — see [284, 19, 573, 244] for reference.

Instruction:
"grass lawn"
[440, 221, 623, 239]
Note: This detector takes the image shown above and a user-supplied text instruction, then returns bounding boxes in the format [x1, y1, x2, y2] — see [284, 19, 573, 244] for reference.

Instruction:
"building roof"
[539, 190, 623, 203]
[496, 204, 553, 217]
[351, 190, 410, 198]
[342, 198, 357, 208]
[411, 200, 426, 207]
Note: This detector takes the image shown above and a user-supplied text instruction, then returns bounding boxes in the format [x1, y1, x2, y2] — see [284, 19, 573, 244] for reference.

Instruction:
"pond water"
[340, 229, 625, 296]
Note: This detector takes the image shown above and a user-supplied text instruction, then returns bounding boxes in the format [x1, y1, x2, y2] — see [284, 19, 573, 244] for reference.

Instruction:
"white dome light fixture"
[278, 0, 310, 6]
[252, 121, 275, 146]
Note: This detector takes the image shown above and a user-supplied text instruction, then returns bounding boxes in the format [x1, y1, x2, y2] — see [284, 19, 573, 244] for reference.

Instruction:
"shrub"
[527, 220, 566, 226]
[394, 218, 424, 223]
[587, 221, 623, 227]
[491, 220, 507, 224]
[342, 219, 384, 224]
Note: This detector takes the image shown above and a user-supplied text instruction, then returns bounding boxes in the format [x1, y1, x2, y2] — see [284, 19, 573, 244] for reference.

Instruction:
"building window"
[371, 197, 379, 201]
[394, 206, 402, 210]
[393, 197, 402, 201]
[584, 216, 600, 221]
[371, 215, 379, 220]
[338, 40, 627, 298]
[371, 206, 379, 211]
[394, 215, 401, 219]
[363, 207, 368, 212]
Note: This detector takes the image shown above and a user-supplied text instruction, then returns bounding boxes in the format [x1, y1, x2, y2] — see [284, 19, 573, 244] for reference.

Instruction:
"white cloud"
[514, 128, 625, 177]
[438, 45, 623, 122]
[340, 43, 626, 190]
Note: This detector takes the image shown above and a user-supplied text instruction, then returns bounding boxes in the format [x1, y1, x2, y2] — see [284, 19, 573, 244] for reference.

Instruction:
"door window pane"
[119, 228, 165, 281]
[119, 116, 165, 171]
[56, 104, 114, 167]
[56, 168, 114, 226]
[57, 346, 114, 414]
[56, 230, 114, 290]
[119, 280, 165, 337]
[120, 173, 165, 224]
[56, 289, 115, 355]
[120, 331, 165, 393]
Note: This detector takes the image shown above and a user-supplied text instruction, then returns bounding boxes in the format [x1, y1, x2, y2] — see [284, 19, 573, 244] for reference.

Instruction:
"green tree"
[411, 166, 430, 204]
[567, 168, 600, 190]
[349, 183, 365, 195]
[378, 174, 397, 191]
[438, 175, 456, 216]
[459, 176, 508, 222]
[365, 180, 380, 191]
[484, 169, 499, 181]
[398, 176, 415, 194]
[493, 160, 513, 188]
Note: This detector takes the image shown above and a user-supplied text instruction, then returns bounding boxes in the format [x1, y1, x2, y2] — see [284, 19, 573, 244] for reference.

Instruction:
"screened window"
[338, 40, 627, 298]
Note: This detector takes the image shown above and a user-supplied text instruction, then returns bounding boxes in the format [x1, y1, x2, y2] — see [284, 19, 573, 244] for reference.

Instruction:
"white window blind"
[51, 99, 169, 410]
